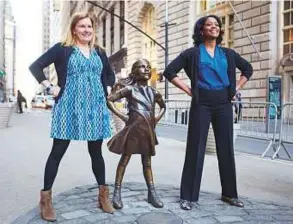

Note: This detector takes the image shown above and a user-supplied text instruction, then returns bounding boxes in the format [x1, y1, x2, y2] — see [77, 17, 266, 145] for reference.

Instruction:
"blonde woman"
[29, 12, 115, 221]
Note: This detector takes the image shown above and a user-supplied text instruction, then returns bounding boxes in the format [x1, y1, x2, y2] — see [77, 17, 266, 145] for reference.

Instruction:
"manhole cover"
[136, 212, 183, 224]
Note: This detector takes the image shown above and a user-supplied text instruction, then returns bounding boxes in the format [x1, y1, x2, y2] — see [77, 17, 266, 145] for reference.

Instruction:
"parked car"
[8, 95, 17, 103]
[31, 95, 47, 109]
[45, 95, 55, 108]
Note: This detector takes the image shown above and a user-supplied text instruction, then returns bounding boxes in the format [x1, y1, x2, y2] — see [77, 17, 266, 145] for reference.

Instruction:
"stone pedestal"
[206, 125, 216, 154]
[206, 123, 241, 154]
[233, 123, 241, 143]
[137, 212, 183, 224]
[0, 102, 16, 129]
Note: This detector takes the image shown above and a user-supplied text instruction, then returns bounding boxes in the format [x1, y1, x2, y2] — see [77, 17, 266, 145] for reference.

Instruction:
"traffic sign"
[0, 70, 6, 77]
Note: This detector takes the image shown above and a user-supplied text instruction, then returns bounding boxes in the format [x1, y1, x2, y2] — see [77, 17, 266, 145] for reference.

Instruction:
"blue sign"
[267, 76, 282, 119]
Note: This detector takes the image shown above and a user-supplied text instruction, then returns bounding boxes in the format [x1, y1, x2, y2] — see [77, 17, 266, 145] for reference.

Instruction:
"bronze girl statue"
[107, 59, 166, 209]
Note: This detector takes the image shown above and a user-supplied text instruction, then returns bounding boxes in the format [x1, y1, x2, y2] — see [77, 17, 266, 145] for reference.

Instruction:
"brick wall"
[155, 1, 190, 99]
[126, 1, 145, 72]
[232, 0, 272, 101]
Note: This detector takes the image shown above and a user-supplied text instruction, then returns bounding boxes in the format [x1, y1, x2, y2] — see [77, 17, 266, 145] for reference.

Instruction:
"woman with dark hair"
[163, 15, 253, 210]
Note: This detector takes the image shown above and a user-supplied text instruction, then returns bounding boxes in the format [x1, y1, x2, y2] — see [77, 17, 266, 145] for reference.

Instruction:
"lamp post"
[86, 1, 175, 99]
[3, 20, 16, 98]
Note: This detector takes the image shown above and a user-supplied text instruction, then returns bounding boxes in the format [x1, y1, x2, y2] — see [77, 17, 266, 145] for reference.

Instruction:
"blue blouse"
[198, 44, 230, 90]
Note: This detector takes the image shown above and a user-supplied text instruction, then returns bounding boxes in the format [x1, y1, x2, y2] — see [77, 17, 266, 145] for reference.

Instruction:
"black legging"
[43, 138, 105, 191]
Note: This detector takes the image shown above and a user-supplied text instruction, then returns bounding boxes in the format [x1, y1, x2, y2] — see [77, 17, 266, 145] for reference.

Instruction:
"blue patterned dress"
[50, 47, 111, 141]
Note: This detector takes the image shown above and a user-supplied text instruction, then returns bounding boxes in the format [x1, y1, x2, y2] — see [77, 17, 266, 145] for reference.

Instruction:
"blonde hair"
[61, 12, 98, 49]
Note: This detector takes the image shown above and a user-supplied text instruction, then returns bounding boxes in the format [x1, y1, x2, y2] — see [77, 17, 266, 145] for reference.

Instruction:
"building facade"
[0, 0, 16, 101]
[278, 1, 293, 105]
[4, 19, 16, 98]
[49, 0, 62, 85]
[42, 0, 51, 80]
[61, 0, 293, 106]
[50, 0, 62, 48]
[0, 1, 5, 101]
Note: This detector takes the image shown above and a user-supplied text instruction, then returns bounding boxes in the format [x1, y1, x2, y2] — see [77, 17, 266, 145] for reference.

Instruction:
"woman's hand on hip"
[52, 86, 61, 97]
[107, 86, 112, 95]
[185, 87, 192, 97]
[170, 77, 192, 97]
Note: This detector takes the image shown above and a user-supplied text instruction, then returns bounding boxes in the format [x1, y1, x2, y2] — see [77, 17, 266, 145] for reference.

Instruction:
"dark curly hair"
[192, 15, 224, 47]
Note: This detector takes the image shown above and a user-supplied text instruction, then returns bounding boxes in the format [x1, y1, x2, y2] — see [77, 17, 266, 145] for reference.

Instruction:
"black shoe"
[221, 196, 244, 207]
[180, 200, 192, 210]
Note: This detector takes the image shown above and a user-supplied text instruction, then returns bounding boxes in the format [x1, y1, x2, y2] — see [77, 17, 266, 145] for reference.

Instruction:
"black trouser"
[180, 100, 238, 202]
[43, 138, 105, 191]
[17, 101, 23, 113]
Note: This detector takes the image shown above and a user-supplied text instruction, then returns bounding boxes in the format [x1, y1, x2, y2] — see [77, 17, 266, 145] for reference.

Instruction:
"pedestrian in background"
[29, 12, 115, 221]
[163, 15, 253, 210]
[234, 92, 242, 123]
[17, 90, 27, 113]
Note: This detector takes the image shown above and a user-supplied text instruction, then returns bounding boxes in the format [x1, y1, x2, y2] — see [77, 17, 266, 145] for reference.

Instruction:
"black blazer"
[163, 46, 253, 102]
[29, 43, 115, 103]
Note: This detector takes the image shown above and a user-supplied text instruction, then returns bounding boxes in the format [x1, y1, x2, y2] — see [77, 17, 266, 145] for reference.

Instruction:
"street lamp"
[4, 20, 16, 97]
[86, 1, 174, 99]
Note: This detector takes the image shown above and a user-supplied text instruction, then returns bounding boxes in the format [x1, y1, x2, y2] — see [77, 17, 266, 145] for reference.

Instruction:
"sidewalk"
[1, 111, 293, 223]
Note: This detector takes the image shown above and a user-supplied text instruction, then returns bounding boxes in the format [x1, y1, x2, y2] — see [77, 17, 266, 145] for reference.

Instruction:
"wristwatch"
[45, 84, 54, 95]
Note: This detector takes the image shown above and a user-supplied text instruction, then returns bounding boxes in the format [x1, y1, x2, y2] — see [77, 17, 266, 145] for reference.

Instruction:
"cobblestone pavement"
[12, 182, 293, 224]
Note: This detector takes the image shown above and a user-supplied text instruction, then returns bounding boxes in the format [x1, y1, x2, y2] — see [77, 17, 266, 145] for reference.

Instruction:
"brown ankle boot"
[98, 185, 115, 214]
[39, 190, 56, 222]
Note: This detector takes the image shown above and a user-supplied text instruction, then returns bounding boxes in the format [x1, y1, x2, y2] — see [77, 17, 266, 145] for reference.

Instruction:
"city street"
[1, 110, 293, 223]
[157, 125, 293, 161]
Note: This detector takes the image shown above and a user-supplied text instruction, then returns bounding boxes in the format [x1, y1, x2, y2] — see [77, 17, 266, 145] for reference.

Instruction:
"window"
[220, 14, 234, 47]
[53, 0, 60, 11]
[220, 16, 226, 47]
[120, 1, 125, 48]
[200, 0, 207, 11]
[70, 1, 78, 15]
[142, 6, 157, 87]
[199, 0, 227, 12]
[142, 7, 156, 66]
[200, 0, 233, 48]
[102, 17, 106, 47]
[228, 14, 234, 48]
[283, 1, 293, 55]
[110, 7, 114, 54]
